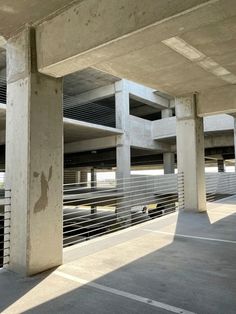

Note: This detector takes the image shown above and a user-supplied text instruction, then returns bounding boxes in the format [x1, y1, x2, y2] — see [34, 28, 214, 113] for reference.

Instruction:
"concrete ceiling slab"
[64, 118, 123, 143]
[96, 42, 226, 95]
[0, 104, 123, 143]
[0, 0, 80, 38]
[64, 67, 119, 96]
[36, 0, 236, 97]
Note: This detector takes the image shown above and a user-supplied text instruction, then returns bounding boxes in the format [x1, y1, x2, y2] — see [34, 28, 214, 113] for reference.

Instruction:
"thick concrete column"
[115, 81, 131, 181]
[217, 159, 225, 173]
[176, 94, 206, 212]
[115, 81, 131, 224]
[6, 28, 63, 275]
[163, 153, 175, 174]
[162, 108, 175, 174]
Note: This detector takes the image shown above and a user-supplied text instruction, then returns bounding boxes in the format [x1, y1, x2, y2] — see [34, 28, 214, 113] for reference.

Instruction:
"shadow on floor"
[1, 200, 236, 314]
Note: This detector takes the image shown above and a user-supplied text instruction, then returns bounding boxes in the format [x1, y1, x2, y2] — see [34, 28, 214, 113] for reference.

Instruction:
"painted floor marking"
[55, 270, 196, 314]
[143, 229, 236, 244]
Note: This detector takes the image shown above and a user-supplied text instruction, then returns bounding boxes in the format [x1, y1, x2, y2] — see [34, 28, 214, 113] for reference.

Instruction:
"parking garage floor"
[0, 196, 236, 314]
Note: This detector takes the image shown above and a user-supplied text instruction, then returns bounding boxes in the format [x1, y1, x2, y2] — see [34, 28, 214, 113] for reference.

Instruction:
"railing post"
[3, 189, 11, 267]
[177, 173, 185, 210]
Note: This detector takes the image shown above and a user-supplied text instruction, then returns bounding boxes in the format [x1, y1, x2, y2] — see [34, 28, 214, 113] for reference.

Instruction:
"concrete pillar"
[163, 152, 175, 174]
[5, 28, 63, 275]
[162, 108, 175, 174]
[80, 169, 88, 186]
[176, 94, 206, 212]
[91, 168, 97, 187]
[115, 81, 131, 224]
[217, 159, 225, 173]
[91, 168, 97, 214]
[115, 81, 131, 181]
[161, 108, 173, 119]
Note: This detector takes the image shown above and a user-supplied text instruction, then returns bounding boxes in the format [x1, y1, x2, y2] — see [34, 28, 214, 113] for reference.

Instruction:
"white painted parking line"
[55, 270, 196, 314]
[143, 229, 236, 244]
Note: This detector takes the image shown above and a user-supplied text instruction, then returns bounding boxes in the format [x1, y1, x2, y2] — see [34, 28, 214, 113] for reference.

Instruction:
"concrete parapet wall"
[152, 114, 234, 141]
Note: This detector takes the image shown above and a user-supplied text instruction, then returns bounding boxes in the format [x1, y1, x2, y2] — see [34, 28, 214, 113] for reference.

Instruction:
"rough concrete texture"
[6, 28, 63, 275]
[0, 0, 79, 38]
[1, 196, 236, 313]
[36, 0, 236, 101]
[176, 95, 206, 212]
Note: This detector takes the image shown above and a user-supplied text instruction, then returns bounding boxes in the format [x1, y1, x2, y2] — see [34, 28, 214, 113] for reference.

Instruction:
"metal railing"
[0, 189, 11, 268]
[63, 96, 116, 128]
[206, 172, 236, 202]
[63, 173, 184, 247]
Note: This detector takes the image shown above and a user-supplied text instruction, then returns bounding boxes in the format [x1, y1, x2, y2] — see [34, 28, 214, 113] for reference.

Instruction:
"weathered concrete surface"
[36, 0, 210, 76]
[163, 152, 175, 174]
[1, 197, 236, 313]
[198, 85, 236, 116]
[0, 0, 79, 38]
[36, 0, 236, 99]
[176, 94, 206, 212]
[115, 81, 131, 224]
[115, 80, 130, 181]
[5, 28, 63, 275]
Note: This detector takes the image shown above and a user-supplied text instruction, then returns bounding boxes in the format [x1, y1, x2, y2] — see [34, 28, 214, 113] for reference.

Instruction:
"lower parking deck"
[1, 196, 236, 314]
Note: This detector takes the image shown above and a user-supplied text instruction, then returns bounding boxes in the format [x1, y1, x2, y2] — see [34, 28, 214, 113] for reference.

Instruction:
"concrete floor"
[1, 197, 236, 314]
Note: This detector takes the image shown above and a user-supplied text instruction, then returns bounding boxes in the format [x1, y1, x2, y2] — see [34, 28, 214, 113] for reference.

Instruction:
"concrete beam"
[36, 0, 214, 77]
[124, 80, 169, 109]
[171, 134, 234, 152]
[64, 135, 117, 154]
[130, 115, 171, 152]
[198, 85, 236, 117]
[205, 134, 234, 148]
[152, 114, 234, 141]
[64, 83, 116, 108]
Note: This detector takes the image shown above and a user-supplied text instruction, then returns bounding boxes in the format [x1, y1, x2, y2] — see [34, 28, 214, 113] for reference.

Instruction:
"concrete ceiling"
[63, 118, 122, 143]
[95, 10, 236, 96]
[0, 0, 81, 38]
[64, 67, 119, 96]
[0, 105, 123, 143]
[35, 0, 236, 99]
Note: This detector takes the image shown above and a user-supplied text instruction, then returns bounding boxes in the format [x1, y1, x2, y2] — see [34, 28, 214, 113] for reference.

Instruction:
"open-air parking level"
[0, 1, 236, 313]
